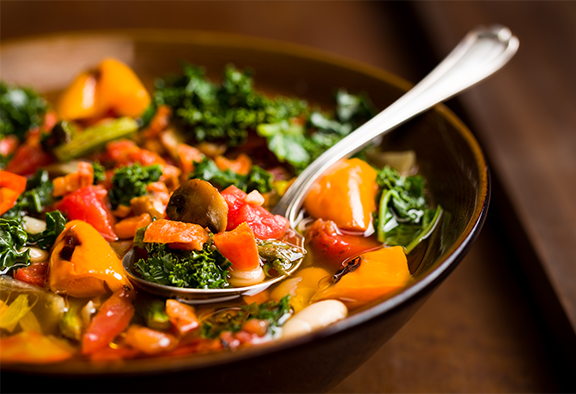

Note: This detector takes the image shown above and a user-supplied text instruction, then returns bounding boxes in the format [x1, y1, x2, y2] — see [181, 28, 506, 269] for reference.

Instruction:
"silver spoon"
[124, 24, 519, 303]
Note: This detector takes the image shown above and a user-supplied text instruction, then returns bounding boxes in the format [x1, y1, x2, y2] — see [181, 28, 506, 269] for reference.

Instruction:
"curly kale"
[201, 295, 292, 339]
[0, 81, 48, 142]
[189, 157, 273, 193]
[375, 166, 443, 253]
[108, 163, 163, 209]
[153, 63, 307, 147]
[91, 161, 106, 184]
[134, 240, 231, 289]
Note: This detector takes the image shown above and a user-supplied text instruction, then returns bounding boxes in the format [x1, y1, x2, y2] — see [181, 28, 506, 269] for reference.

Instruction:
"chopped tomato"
[56, 185, 118, 241]
[14, 262, 48, 288]
[81, 286, 135, 355]
[0, 135, 19, 157]
[5, 141, 54, 176]
[213, 222, 260, 270]
[221, 185, 289, 239]
[306, 219, 381, 269]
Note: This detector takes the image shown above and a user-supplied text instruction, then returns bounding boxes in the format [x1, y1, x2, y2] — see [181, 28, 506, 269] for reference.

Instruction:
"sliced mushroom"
[166, 179, 228, 233]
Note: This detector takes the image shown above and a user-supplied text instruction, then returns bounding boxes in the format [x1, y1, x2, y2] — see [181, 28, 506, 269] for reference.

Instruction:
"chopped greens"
[0, 82, 48, 142]
[201, 295, 292, 339]
[375, 166, 442, 253]
[108, 163, 163, 209]
[134, 240, 231, 289]
[91, 161, 106, 184]
[1, 170, 54, 221]
[0, 211, 67, 274]
[189, 157, 273, 193]
[0, 219, 30, 274]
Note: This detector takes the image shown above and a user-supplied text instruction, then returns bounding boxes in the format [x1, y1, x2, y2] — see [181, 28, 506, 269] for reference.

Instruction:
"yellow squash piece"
[48, 220, 132, 298]
[57, 58, 150, 121]
[312, 246, 412, 310]
[304, 158, 378, 232]
[0, 330, 74, 364]
[270, 267, 330, 313]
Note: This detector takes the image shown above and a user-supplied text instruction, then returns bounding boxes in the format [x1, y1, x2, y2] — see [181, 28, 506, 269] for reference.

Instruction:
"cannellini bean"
[228, 266, 266, 287]
[22, 216, 47, 234]
[25, 247, 50, 263]
[282, 300, 347, 339]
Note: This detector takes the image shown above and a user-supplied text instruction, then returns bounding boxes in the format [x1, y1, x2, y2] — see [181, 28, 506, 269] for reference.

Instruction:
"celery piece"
[53, 117, 138, 162]
[59, 299, 84, 341]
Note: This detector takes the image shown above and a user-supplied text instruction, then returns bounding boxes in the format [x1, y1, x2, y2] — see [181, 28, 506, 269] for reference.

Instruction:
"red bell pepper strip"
[81, 286, 135, 355]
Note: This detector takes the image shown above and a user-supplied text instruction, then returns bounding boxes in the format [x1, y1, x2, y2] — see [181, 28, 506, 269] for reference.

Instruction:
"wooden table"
[2, 1, 574, 392]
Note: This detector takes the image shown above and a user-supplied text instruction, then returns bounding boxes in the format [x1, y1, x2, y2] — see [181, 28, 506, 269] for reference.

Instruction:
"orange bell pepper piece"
[0, 187, 20, 216]
[165, 299, 200, 336]
[0, 170, 28, 214]
[124, 324, 178, 354]
[312, 246, 412, 310]
[0, 330, 74, 364]
[57, 58, 151, 121]
[143, 219, 209, 251]
[304, 158, 378, 232]
[49, 220, 132, 298]
[114, 213, 152, 239]
[212, 222, 260, 270]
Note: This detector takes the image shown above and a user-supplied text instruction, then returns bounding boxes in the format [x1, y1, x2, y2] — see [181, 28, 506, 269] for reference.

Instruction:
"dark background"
[2, 1, 576, 392]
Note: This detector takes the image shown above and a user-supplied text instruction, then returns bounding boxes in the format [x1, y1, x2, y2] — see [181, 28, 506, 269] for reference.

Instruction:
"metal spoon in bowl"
[124, 24, 519, 303]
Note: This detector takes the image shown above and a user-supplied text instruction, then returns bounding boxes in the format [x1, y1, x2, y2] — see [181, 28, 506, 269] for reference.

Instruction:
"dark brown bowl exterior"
[0, 30, 489, 393]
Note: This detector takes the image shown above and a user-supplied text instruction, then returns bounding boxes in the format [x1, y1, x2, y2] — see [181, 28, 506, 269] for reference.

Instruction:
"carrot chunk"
[114, 213, 152, 239]
[213, 222, 260, 270]
[165, 299, 200, 336]
[143, 219, 209, 251]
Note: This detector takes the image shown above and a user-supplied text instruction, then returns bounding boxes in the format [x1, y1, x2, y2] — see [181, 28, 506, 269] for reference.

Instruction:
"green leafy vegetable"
[153, 64, 307, 147]
[189, 157, 273, 193]
[0, 81, 48, 142]
[0, 210, 66, 274]
[201, 295, 292, 339]
[375, 166, 442, 253]
[1, 170, 54, 221]
[134, 240, 231, 289]
[91, 161, 106, 184]
[135, 296, 171, 331]
[108, 163, 163, 209]
[0, 218, 30, 274]
[27, 211, 67, 250]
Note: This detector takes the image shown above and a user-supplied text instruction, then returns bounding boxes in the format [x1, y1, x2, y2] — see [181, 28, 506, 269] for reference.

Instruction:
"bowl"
[0, 30, 489, 393]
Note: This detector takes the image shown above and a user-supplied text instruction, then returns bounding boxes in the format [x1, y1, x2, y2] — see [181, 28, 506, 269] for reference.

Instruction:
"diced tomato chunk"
[5, 142, 54, 176]
[14, 262, 48, 288]
[306, 218, 381, 269]
[221, 185, 289, 239]
[55, 185, 118, 241]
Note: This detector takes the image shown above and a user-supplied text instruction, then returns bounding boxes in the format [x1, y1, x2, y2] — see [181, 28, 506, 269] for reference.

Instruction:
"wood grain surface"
[1, 1, 573, 392]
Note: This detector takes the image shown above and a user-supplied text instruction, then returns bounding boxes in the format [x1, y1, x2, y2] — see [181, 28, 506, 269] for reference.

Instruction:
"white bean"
[22, 216, 47, 234]
[282, 300, 347, 339]
[228, 265, 266, 287]
[25, 247, 50, 263]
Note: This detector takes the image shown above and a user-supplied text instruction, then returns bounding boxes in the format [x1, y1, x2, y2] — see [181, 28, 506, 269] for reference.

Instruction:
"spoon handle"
[272, 24, 519, 224]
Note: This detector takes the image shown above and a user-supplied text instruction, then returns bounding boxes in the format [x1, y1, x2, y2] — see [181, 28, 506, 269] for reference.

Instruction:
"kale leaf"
[201, 295, 292, 339]
[375, 166, 442, 253]
[189, 157, 273, 193]
[134, 240, 231, 289]
[91, 161, 106, 184]
[108, 163, 163, 209]
[153, 64, 307, 147]
[0, 82, 48, 142]
[1, 170, 54, 221]
[0, 210, 67, 274]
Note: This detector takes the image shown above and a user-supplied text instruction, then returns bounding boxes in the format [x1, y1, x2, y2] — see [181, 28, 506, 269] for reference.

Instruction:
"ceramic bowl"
[0, 30, 489, 393]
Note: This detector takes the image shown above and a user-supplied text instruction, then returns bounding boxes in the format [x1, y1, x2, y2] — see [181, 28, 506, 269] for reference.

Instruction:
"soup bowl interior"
[0, 30, 489, 393]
